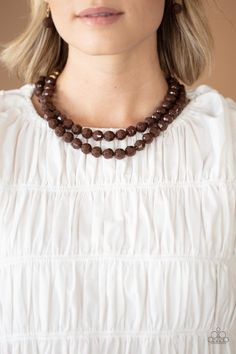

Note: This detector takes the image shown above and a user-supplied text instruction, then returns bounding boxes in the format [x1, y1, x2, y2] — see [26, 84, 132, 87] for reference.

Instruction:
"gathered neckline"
[22, 83, 197, 133]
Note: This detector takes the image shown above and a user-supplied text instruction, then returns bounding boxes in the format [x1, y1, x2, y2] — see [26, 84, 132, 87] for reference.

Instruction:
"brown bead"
[134, 140, 146, 151]
[35, 80, 44, 89]
[126, 126, 137, 137]
[152, 112, 162, 120]
[162, 101, 173, 109]
[93, 130, 104, 141]
[81, 143, 92, 154]
[44, 84, 55, 91]
[55, 125, 65, 137]
[143, 132, 154, 144]
[103, 148, 114, 159]
[162, 114, 174, 123]
[62, 119, 74, 129]
[116, 129, 127, 140]
[82, 128, 93, 139]
[42, 91, 53, 97]
[44, 88, 54, 95]
[104, 130, 115, 141]
[35, 81, 44, 89]
[43, 112, 55, 121]
[91, 146, 102, 157]
[63, 132, 74, 143]
[157, 120, 169, 131]
[150, 121, 161, 129]
[45, 77, 56, 85]
[165, 94, 177, 102]
[144, 117, 156, 126]
[115, 148, 126, 160]
[149, 126, 162, 137]
[71, 138, 82, 149]
[40, 96, 52, 104]
[136, 121, 148, 133]
[43, 17, 54, 28]
[169, 89, 178, 96]
[48, 118, 59, 129]
[125, 146, 136, 157]
[56, 113, 66, 123]
[42, 102, 55, 111]
[156, 107, 166, 115]
[71, 124, 82, 135]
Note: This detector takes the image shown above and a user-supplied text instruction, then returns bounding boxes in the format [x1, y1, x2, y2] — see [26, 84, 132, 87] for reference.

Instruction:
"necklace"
[33, 70, 190, 160]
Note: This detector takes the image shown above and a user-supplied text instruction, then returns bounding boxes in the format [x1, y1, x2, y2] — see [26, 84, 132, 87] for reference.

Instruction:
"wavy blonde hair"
[0, 0, 215, 86]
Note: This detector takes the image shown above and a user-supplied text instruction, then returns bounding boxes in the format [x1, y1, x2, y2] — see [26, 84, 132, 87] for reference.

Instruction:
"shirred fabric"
[0, 83, 235, 354]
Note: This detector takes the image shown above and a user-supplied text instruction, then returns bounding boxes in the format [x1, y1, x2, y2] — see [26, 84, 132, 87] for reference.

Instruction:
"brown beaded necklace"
[33, 70, 190, 160]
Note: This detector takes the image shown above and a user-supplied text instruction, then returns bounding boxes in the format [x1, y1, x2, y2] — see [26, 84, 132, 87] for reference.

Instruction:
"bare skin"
[32, 0, 169, 129]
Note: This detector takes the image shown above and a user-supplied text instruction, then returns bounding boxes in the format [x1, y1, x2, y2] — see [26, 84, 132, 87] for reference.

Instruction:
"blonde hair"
[0, 0, 215, 86]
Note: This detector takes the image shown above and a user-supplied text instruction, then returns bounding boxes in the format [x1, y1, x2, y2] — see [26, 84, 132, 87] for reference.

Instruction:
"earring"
[172, 1, 183, 14]
[43, 4, 54, 28]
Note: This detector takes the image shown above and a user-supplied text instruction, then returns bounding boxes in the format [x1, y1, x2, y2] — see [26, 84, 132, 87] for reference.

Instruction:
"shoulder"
[185, 84, 236, 177]
[0, 84, 34, 113]
[187, 83, 236, 138]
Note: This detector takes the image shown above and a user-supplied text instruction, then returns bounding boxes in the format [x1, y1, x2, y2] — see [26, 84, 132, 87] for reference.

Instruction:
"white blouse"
[0, 82, 235, 354]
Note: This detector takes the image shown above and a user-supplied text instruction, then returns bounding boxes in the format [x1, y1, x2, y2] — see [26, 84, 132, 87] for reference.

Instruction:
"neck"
[53, 40, 169, 129]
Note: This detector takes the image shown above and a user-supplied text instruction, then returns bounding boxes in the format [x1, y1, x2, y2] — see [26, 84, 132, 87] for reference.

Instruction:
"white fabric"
[0, 82, 236, 354]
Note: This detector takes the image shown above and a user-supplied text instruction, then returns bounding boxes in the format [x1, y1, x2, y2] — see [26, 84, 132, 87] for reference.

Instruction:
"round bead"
[43, 112, 55, 120]
[152, 112, 162, 120]
[162, 114, 174, 123]
[115, 148, 126, 160]
[56, 113, 66, 123]
[134, 140, 146, 151]
[93, 130, 104, 141]
[42, 90, 53, 97]
[157, 120, 169, 131]
[103, 148, 114, 159]
[40, 96, 52, 104]
[43, 17, 54, 28]
[62, 118, 74, 129]
[116, 129, 127, 140]
[63, 132, 74, 142]
[126, 126, 137, 136]
[104, 130, 115, 141]
[162, 101, 173, 109]
[143, 132, 154, 144]
[81, 143, 92, 154]
[156, 107, 166, 115]
[82, 128, 93, 139]
[149, 126, 162, 137]
[91, 146, 102, 157]
[45, 77, 56, 85]
[48, 118, 59, 129]
[71, 124, 82, 134]
[169, 89, 178, 96]
[125, 146, 136, 157]
[35, 81, 44, 89]
[165, 94, 177, 102]
[55, 125, 65, 137]
[136, 121, 148, 133]
[71, 138, 82, 149]
[144, 117, 156, 126]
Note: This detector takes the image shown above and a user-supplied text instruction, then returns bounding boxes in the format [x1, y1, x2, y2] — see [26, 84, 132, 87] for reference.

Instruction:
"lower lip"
[77, 13, 123, 25]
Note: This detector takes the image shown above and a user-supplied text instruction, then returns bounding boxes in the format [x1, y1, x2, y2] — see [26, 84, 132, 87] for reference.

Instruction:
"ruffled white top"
[0, 83, 236, 354]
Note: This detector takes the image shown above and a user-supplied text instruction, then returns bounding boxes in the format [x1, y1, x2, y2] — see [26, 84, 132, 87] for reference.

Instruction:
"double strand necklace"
[33, 70, 190, 160]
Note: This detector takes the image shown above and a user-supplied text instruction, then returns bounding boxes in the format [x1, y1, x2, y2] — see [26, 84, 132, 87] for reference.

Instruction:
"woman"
[0, 0, 235, 353]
